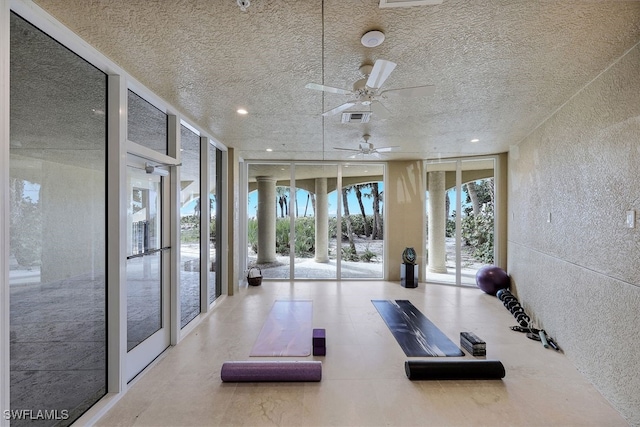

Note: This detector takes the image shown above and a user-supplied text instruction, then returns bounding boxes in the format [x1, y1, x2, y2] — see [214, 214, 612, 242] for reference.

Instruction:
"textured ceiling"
[32, 0, 640, 162]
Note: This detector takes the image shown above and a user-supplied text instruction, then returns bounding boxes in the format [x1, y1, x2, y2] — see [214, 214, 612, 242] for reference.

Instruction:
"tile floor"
[95, 281, 628, 426]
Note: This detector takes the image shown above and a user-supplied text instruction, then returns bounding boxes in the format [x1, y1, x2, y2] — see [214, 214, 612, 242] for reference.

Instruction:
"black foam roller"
[405, 360, 506, 380]
[221, 361, 322, 382]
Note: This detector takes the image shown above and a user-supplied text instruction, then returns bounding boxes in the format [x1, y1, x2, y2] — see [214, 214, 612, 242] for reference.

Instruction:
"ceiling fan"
[305, 59, 435, 119]
[334, 134, 399, 159]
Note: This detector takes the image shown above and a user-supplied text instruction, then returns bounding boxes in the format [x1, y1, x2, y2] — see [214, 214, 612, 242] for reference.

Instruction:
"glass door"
[292, 164, 338, 279]
[246, 163, 291, 279]
[425, 158, 495, 286]
[125, 163, 170, 381]
[340, 164, 384, 279]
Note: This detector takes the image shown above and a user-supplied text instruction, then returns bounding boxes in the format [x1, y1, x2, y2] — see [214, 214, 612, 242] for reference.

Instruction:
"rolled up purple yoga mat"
[221, 361, 322, 382]
[405, 360, 505, 380]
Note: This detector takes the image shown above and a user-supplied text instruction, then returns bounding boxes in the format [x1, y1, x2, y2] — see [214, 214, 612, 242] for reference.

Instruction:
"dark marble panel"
[10, 369, 106, 427]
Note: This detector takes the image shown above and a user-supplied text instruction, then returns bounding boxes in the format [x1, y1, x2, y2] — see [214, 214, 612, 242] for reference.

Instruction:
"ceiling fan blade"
[381, 85, 435, 98]
[305, 83, 353, 95]
[366, 59, 397, 89]
[376, 146, 400, 153]
[322, 102, 356, 116]
[370, 100, 390, 119]
[333, 147, 360, 152]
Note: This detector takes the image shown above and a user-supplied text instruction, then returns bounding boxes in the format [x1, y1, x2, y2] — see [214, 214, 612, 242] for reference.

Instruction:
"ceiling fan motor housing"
[353, 78, 367, 92]
[359, 64, 373, 76]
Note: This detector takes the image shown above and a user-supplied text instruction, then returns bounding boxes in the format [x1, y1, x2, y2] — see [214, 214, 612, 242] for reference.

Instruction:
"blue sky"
[247, 183, 385, 218]
[247, 183, 469, 219]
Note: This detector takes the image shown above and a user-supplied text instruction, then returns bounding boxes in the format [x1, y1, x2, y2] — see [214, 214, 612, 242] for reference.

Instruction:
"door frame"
[124, 154, 173, 382]
[424, 154, 506, 286]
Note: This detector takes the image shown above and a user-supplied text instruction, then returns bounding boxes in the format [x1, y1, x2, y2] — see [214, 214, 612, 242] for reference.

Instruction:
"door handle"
[126, 246, 171, 260]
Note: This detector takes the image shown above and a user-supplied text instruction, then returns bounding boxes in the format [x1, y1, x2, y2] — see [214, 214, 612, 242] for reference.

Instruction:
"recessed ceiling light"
[266, 148, 273, 152]
[237, 108, 248, 115]
[361, 30, 385, 48]
[471, 138, 480, 143]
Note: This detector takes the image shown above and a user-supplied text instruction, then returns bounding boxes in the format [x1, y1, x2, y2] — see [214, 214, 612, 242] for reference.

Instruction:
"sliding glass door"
[293, 164, 338, 279]
[425, 158, 495, 286]
[245, 162, 384, 280]
[340, 164, 384, 279]
[246, 163, 291, 279]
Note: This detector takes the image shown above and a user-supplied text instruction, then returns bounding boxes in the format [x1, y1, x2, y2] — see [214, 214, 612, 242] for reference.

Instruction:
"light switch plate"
[626, 210, 635, 228]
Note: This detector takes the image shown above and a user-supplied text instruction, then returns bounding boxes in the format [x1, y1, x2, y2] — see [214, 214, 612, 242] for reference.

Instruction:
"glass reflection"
[126, 167, 162, 350]
[127, 90, 168, 154]
[9, 12, 107, 426]
[209, 146, 221, 303]
[179, 126, 200, 327]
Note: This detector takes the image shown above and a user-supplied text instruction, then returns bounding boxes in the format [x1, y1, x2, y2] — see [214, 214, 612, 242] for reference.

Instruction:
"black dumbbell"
[510, 306, 525, 315]
[496, 289, 511, 300]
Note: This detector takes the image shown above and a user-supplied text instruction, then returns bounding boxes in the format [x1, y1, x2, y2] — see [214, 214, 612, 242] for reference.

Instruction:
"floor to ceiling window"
[425, 158, 496, 286]
[246, 163, 290, 279]
[292, 164, 338, 279]
[245, 162, 384, 280]
[340, 164, 384, 279]
[9, 12, 107, 426]
[179, 125, 201, 328]
[209, 145, 222, 304]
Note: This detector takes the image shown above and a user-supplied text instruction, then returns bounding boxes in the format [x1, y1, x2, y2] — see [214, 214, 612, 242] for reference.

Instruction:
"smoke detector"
[361, 30, 385, 48]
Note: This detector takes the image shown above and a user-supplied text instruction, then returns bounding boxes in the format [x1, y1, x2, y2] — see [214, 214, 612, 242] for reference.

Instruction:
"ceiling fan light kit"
[361, 30, 385, 47]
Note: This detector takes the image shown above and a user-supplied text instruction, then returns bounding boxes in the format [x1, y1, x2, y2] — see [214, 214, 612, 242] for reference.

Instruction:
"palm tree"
[303, 190, 315, 217]
[354, 184, 371, 237]
[466, 181, 480, 216]
[342, 186, 356, 253]
[371, 183, 383, 240]
[275, 186, 288, 218]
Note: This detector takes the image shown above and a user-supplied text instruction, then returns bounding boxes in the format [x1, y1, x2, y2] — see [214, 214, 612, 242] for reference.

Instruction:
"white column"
[314, 178, 329, 263]
[428, 171, 448, 273]
[256, 176, 276, 263]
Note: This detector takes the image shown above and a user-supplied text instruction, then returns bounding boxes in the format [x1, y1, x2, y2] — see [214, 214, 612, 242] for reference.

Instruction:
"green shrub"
[341, 246, 359, 262]
[360, 247, 377, 263]
[446, 218, 456, 238]
[209, 217, 216, 240]
[275, 218, 290, 255]
[294, 217, 315, 257]
[461, 205, 494, 263]
[328, 217, 338, 239]
[247, 218, 258, 253]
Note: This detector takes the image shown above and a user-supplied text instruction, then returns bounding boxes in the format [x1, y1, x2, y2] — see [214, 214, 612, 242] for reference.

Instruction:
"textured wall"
[508, 44, 640, 425]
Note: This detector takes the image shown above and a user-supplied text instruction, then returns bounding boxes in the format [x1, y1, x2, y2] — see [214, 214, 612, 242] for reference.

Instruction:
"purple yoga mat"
[220, 361, 322, 382]
[250, 300, 313, 357]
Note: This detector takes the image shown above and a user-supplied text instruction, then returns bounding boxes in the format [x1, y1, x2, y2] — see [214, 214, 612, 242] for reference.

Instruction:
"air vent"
[341, 111, 372, 124]
[379, 0, 443, 8]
